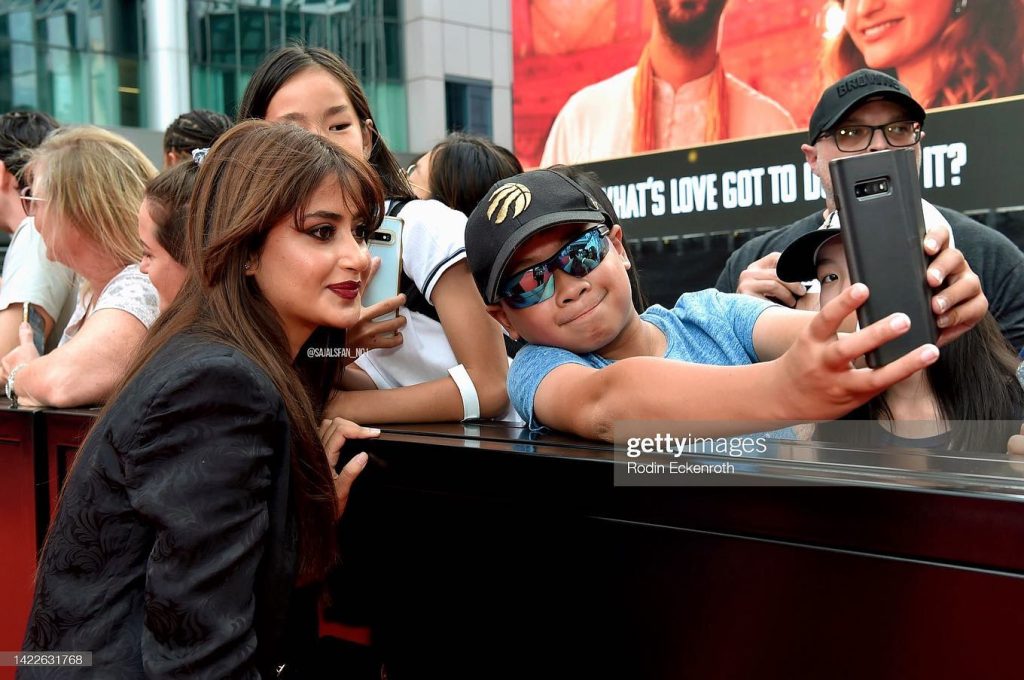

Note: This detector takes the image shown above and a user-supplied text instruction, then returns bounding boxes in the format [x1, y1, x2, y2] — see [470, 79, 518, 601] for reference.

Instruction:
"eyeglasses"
[499, 226, 610, 309]
[820, 120, 922, 152]
[404, 161, 430, 196]
[20, 186, 47, 216]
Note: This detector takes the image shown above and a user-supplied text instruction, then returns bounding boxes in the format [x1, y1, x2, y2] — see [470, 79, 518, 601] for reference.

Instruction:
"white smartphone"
[362, 215, 404, 323]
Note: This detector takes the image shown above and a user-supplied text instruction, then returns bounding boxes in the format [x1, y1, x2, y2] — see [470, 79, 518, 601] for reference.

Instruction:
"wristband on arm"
[447, 363, 480, 421]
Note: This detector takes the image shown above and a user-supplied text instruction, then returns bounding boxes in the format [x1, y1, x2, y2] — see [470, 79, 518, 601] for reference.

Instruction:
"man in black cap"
[715, 68, 1024, 352]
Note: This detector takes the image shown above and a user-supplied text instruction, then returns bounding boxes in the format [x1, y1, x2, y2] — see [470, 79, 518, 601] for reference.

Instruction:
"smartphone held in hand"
[363, 215, 404, 324]
[829, 148, 938, 367]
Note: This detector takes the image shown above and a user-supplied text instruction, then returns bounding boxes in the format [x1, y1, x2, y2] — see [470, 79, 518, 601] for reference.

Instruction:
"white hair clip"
[191, 147, 209, 165]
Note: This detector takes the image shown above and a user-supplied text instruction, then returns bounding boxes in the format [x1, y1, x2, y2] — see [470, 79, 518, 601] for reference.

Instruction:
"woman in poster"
[824, 0, 1024, 108]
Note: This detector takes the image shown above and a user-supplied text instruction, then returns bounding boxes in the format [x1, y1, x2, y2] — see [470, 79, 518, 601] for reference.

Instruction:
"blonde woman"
[0, 126, 159, 407]
[824, 0, 1024, 108]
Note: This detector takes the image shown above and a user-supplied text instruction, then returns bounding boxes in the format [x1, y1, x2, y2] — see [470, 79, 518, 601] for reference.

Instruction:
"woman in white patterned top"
[0, 126, 159, 407]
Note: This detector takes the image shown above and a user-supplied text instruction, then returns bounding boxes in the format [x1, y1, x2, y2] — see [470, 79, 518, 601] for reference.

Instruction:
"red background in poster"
[512, 0, 829, 168]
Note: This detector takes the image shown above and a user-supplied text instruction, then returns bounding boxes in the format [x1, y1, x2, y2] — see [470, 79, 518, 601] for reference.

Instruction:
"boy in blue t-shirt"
[464, 170, 984, 439]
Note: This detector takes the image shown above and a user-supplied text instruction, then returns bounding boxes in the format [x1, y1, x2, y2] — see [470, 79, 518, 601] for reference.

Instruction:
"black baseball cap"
[465, 169, 612, 304]
[776, 226, 842, 283]
[807, 69, 926, 144]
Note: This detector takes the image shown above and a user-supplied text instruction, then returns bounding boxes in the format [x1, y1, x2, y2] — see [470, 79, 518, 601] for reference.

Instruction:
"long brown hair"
[237, 44, 413, 201]
[823, 0, 1024, 108]
[114, 120, 384, 582]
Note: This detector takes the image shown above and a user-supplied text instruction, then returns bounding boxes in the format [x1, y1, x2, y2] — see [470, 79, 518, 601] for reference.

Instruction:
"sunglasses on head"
[499, 225, 611, 309]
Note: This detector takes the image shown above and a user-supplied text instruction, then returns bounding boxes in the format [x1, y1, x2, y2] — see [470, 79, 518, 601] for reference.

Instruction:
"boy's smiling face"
[487, 222, 636, 354]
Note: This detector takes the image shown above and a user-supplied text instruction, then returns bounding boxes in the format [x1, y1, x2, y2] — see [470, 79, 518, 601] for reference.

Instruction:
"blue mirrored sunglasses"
[498, 226, 611, 309]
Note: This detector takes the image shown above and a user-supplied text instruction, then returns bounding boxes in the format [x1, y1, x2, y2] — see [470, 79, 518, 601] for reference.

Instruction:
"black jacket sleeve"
[121, 353, 286, 679]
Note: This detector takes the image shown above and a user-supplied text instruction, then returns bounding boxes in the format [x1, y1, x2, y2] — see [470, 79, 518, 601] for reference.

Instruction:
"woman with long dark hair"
[20, 121, 380, 677]
[239, 46, 512, 424]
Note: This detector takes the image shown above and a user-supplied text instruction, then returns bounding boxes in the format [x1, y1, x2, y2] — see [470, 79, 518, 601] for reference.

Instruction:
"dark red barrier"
[0, 406, 38, 679]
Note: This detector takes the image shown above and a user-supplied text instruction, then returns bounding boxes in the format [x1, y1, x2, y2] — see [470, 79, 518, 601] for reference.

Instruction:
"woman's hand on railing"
[319, 417, 380, 520]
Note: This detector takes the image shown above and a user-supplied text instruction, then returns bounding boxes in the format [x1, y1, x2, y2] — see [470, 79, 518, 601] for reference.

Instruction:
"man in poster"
[540, 0, 796, 166]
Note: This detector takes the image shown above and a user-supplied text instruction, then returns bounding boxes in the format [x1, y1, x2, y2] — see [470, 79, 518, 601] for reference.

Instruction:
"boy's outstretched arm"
[533, 284, 940, 442]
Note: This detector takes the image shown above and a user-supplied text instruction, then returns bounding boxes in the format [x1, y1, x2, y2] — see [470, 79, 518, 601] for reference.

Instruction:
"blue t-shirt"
[507, 289, 775, 429]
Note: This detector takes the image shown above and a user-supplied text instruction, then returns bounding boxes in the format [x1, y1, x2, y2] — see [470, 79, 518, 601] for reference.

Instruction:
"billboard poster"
[512, 0, 1024, 235]
[581, 97, 1024, 237]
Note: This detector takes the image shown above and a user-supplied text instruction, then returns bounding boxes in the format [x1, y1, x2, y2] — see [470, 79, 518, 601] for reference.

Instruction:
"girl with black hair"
[408, 132, 523, 216]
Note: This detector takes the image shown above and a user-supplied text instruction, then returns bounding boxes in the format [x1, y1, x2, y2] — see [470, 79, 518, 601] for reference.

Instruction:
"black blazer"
[20, 334, 300, 679]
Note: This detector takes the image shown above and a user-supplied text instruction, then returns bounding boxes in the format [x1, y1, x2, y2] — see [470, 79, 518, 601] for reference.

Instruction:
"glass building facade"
[0, 0, 146, 128]
[0, 0, 407, 150]
[189, 0, 406, 150]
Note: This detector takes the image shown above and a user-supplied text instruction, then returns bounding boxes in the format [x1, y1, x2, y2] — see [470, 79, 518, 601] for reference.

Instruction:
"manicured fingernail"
[889, 313, 910, 331]
[937, 315, 950, 328]
[928, 268, 943, 284]
[367, 428, 380, 435]
[850, 283, 868, 299]
[354, 452, 369, 468]
[924, 238, 938, 251]
[921, 346, 939, 362]
[935, 297, 947, 312]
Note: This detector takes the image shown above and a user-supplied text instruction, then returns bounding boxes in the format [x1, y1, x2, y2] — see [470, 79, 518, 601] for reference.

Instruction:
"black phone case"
[829, 148, 937, 368]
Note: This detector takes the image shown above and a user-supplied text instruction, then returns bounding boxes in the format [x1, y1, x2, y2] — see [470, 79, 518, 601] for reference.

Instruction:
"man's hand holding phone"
[921, 224, 986, 347]
[737, 251, 810, 307]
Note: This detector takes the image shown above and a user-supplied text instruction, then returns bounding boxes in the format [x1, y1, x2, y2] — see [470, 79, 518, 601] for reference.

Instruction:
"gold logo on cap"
[487, 183, 532, 224]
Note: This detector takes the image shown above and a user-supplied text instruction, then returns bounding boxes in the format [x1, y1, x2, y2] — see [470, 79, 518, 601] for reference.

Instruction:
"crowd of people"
[2, 39, 1022, 676]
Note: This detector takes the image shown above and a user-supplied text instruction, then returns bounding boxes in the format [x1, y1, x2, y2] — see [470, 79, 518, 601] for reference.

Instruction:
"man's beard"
[652, 0, 727, 48]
